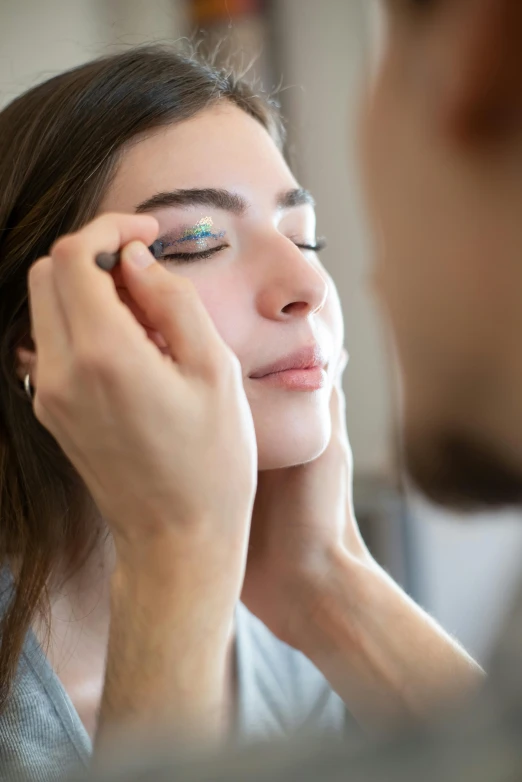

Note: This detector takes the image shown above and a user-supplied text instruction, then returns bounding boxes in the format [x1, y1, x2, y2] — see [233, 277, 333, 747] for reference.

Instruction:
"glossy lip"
[252, 367, 327, 391]
[249, 345, 328, 380]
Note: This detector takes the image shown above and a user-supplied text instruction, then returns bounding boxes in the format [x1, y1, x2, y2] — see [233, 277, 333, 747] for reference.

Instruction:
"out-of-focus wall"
[0, 0, 187, 110]
[409, 496, 522, 664]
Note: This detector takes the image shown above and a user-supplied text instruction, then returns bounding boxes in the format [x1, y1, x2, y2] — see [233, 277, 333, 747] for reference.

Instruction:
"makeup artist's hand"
[25, 212, 257, 744]
[27, 212, 256, 565]
[242, 354, 484, 734]
[241, 350, 373, 647]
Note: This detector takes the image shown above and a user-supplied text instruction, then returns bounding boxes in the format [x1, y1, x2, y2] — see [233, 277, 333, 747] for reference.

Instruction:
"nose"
[255, 236, 329, 321]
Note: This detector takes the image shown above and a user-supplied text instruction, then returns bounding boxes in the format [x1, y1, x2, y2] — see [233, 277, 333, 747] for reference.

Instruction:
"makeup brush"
[95, 240, 164, 272]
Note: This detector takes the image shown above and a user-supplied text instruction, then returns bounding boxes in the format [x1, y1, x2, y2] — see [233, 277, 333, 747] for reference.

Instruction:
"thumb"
[120, 240, 225, 370]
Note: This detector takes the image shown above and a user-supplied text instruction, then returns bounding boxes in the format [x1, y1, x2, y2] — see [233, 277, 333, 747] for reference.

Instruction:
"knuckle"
[50, 233, 82, 262]
[91, 213, 119, 233]
[93, 212, 116, 225]
[202, 355, 222, 385]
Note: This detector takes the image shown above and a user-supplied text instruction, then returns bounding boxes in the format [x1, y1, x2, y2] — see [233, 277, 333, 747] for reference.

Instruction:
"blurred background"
[2, 0, 522, 666]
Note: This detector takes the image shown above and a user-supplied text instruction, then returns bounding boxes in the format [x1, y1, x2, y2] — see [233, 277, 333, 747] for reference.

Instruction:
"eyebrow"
[278, 188, 316, 210]
[134, 187, 315, 215]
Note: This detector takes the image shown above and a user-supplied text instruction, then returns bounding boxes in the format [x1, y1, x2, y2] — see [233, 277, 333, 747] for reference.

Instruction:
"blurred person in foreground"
[85, 0, 522, 779]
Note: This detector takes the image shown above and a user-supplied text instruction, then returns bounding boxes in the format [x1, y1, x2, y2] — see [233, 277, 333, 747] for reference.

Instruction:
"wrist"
[112, 524, 243, 622]
[110, 553, 237, 664]
[284, 545, 485, 732]
[288, 543, 379, 659]
[102, 564, 234, 744]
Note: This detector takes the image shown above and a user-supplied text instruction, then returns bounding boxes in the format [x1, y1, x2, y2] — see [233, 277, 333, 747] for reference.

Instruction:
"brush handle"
[95, 251, 121, 271]
[95, 240, 164, 271]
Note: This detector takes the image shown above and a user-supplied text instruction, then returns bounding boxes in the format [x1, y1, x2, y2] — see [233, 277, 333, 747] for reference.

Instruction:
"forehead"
[101, 103, 298, 213]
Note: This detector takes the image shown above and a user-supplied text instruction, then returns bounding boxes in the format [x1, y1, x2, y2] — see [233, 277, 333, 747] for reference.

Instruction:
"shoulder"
[0, 568, 89, 780]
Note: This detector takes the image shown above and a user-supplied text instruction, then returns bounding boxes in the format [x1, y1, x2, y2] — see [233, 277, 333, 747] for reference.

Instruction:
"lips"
[249, 345, 327, 379]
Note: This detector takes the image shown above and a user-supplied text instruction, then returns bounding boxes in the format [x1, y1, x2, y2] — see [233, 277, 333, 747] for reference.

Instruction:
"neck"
[33, 530, 115, 673]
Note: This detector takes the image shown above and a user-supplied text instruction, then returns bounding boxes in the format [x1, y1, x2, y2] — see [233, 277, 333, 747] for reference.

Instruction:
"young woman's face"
[99, 103, 344, 470]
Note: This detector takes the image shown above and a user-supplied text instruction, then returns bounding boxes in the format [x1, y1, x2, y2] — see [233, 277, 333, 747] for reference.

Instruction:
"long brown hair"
[0, 44, 283, 709]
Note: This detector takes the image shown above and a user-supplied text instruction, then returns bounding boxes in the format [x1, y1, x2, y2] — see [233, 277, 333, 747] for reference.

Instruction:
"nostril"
[281, 301, 310, 315]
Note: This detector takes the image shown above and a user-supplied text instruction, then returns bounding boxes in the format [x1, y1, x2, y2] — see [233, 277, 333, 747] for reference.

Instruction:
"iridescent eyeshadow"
[149, 217, 226, 259]
[176, 217, 226, 250]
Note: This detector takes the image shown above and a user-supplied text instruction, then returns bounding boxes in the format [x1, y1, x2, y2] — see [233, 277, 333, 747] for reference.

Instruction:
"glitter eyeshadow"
[148, 217, 226, 259]
[176, 217, 226, 250]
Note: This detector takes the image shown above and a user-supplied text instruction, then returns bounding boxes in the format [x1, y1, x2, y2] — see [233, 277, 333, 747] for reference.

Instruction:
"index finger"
[50, 213, 158, 342]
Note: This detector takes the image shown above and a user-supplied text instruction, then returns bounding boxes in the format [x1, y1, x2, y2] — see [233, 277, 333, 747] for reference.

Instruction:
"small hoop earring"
[23, 373, 33, 401]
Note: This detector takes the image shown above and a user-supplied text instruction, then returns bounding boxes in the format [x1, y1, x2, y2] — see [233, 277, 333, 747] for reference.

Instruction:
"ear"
[15, 347, 36, 383]
[442, 0, 522, 143]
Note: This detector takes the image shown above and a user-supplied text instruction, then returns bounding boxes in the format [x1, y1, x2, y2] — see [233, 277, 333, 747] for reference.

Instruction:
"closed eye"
[160, 244, 229, 263]
[159, 237, 327, 264]
[296, 238, 327, 253]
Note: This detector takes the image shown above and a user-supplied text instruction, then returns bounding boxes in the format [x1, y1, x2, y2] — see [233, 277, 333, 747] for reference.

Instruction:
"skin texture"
[361, 0, 522, 508]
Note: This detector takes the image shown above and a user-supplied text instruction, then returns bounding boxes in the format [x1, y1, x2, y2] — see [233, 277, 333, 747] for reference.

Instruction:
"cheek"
[181, 270, 252, 365]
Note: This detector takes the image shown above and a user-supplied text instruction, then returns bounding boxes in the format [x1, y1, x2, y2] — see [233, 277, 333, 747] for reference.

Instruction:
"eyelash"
[161, 238, 327, 264]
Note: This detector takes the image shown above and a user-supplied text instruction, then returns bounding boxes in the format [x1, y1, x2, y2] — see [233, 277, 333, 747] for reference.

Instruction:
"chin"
[404, 422, 522, 511]
[254, 398, 332, 471]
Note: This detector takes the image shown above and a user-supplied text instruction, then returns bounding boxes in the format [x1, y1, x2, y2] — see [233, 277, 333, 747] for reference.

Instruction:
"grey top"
[85, 577, 522, 782]
[0, 576, 347, 782]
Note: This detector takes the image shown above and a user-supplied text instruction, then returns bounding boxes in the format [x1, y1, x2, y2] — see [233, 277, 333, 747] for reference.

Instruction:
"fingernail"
[123, 241, 154, 269]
